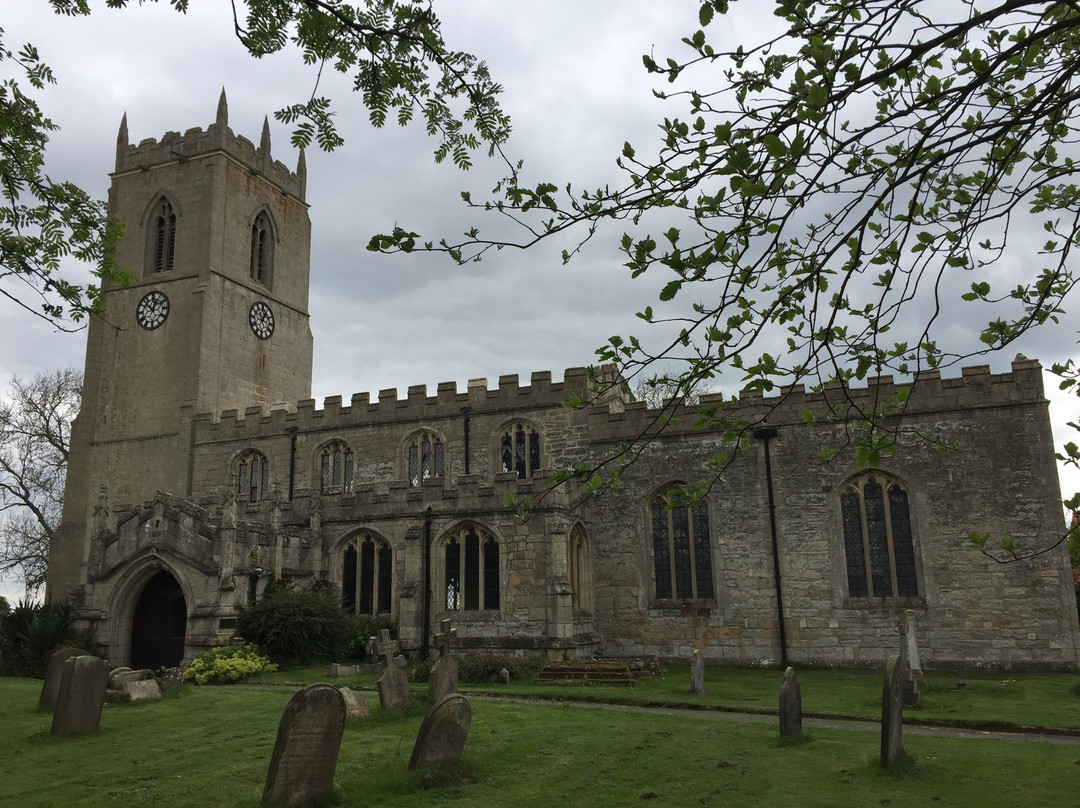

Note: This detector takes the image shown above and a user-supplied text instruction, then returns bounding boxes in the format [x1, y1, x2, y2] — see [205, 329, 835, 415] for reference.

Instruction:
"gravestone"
[375, 629, 410, 709]
[688, 649, 707, 695]
[158, 667, 185, 692]
[339, 687, 370, 720]
[880, 654, 905, 767]
[51, 655, 109, 736]
[428, 618, 459, 702]
[123, 679, 162, 702]
[899, 610, 924, 707]
[38, 647, 88, 710]
[329, 663, 359, 678]
[779, 667, 803, 741]
[408, 692, 472, 770]
[263, 683, 347, 807]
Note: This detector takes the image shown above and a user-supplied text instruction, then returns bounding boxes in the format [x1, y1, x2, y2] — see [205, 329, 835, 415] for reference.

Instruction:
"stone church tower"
[47, 93, 312, 665]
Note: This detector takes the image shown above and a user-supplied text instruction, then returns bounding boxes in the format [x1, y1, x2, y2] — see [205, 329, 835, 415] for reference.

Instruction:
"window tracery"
[841, 474, 918, 598]
[650, 490, 714, 600]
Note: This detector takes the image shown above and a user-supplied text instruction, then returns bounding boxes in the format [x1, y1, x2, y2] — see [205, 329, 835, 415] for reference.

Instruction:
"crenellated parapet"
[585, 357, 1048, 440]
[196, 367, 603, 436]
[113, 89, 306, 201]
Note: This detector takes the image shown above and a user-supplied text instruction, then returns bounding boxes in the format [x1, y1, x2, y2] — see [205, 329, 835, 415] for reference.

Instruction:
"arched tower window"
[570, 525, 593, 614]
[236, 450, 270, 503]
[250, 211, 274, 287]
[444, 525, 499, 611]
[840, 474, 918, 598]
[319, 441, 354, 494]
[406, 431, 444, 487]
[650, 490, 714, 600]
[150, 197, 176, 274]
[341, 533, 392, 615]
[500, 422, 541, 479]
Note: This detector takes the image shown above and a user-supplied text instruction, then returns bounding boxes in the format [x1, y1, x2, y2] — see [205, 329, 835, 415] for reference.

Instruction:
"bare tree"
[0, 369, 79, 595]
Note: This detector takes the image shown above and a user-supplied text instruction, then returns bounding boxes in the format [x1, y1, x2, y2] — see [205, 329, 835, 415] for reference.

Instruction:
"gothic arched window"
[570, 525, 593, 613]
[650, 490, 714, 600]
[320, 441, 354, 494]
[341, 534, 392, 615]
[840, 475, 918, 598]
[500, 422, 541, 479]
[250, 211, 274, 287]
[406, 431, 444, 487]
[236, 451, 269, 503]
[150, 197, 176, 274]
[444, 525, 499, 611]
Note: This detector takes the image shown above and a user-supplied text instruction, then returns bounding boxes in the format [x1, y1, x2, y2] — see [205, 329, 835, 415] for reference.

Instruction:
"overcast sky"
[2, 2, 1077, 599]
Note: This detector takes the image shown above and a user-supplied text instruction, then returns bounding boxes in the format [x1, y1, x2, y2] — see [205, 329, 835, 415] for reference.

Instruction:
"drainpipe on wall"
[422, 506, 434, 655]
[753, 427, 788, 667]
[285, 426, 298, 501]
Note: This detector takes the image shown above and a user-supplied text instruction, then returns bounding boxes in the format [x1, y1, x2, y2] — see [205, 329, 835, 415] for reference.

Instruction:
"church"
[46, 95, 1080, 672]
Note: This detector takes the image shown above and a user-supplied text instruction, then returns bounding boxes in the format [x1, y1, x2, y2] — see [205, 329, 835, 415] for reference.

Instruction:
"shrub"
[235, 586, 354, 666]
[183, 644, 277, 685]
[347, 615, 396, 661]
[0, 598, 76, 678]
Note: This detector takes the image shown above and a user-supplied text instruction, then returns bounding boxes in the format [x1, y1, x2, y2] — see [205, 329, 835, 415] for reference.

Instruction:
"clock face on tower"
[135, 290, 169, 330]
[249, 301, 275, 340]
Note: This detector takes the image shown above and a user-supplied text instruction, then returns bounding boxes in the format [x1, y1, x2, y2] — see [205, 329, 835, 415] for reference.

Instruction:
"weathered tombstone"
[899, 610, 924, 707]
[394, 654, 407, 669]
[428, 618, 459, 702]
[375, 629, 410, 709]
[779, 666, 802, 741]
[39, 647, 88, 710]
[880, 654, 905, 767]
[263, 683, 347, 807]
[109, 668, 149, 689]
[339, 687, 370, 720]
[157, 667, 185, 692]
[123, 679, 163, 702]
[328, 663, 359, 678]
[688, 649, 707, 695]
[50, 655, 109, 736]
[408, 692, 472, 770]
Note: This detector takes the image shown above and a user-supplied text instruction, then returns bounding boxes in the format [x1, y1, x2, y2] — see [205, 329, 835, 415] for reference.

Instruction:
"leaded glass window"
[341, 534, 392, 615]
[236, 451, 269, 503]
[840, 475, 919, 598]
[500, 423, 541, 479]
[444, 525, 499, 611]
[320, 442, 354, 493]
[650, 491, 714, 600]
[406, 431, 444, 487]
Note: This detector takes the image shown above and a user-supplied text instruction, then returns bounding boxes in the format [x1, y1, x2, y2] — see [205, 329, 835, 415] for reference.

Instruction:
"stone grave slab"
[339, 687, 370, 720]
[51, 655, 109, 736]
[375, 629, 410, 709]
[408, 693, 472, 770]
[880, 654, 905, 767]
[329, 663, 359, 677]
[263, 683, 347, 807]
[779, 666, 802, 741]
[428, 618, 459, 702]
[39, 647, 88, 711]
[123, 679, 162, 702]
[688, 649, 707, 695]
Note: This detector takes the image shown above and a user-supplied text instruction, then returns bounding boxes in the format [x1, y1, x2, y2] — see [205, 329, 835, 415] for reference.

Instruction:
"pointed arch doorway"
[129, 571, 187, 669]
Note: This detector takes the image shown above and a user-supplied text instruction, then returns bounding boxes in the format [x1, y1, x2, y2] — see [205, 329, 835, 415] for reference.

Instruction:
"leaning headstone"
[408, 692, 472, 770]
[428, 618, 459, 702]
[109, 668, 149, 689]
[779, 667, 803, 741]
[39, 647, 88, 710]
[394, 654, 407, 669]
[51, 655, 109, 736]
[263, 683, 347, 807]
[688, 649, 707, 695]
[899, 610, 924, 707]
[880, 654, 905, 767]
[339, 687, 370, 720]
[157, 667, 185, 692]
[375, 629, 410, 709]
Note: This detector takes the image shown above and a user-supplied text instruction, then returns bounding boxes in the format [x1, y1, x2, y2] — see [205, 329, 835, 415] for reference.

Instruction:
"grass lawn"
[256, 663, 1080, 730]
[3, 669, 1079, 807]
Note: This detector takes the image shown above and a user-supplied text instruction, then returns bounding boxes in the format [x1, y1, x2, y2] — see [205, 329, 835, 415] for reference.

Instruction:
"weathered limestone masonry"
[46, 99, 1080, 672]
